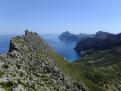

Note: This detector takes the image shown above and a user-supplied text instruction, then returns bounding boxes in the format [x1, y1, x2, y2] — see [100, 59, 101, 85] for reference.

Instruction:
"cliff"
[0, 30, 87, 91]
[59, 31, 93, 42]
[74, 31, 121, 91]
[59, 31, 79, 42]
[75, 45, 121, 91]
[75, 31, 121, 54]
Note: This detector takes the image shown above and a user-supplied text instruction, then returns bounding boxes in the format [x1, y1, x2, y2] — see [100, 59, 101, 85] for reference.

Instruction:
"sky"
[0, 0, 121, 35]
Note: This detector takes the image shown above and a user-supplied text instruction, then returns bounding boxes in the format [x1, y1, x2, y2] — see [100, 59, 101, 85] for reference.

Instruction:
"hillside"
[1, 30, 120, 91]
[0, 30, 87, 91]
[74, 46, 121, 91]
[73, 31, 121, 91]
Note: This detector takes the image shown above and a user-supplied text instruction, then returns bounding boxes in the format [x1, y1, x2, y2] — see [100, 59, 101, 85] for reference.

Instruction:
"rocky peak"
[0, 30, 87, 91]
[25, 30, 29, 36]
[96, 31, 104, 34]
[63, 31, 71, 35]
[25, 30, 38, 36]
[95, 31, 114, 39]
[59, 31, 79, 41]
[9, 30, 50, 52]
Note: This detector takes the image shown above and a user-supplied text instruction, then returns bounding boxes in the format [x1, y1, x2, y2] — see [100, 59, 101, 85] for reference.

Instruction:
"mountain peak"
[0, 30, 87, 91]
[95, 31, 114, 39]
[59, 31, 79, 41]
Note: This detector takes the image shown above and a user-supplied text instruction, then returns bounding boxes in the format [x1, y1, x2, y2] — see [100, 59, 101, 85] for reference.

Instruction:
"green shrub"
[0, 71, 4, 77]
[2, 64, 9, 69]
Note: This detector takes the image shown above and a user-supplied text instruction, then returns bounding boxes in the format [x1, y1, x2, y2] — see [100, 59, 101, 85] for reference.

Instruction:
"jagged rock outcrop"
[75, 31, 121, 54]
[0, 30, 87, 91]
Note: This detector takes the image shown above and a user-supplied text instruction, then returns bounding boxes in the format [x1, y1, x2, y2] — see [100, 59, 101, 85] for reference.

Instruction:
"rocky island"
[0, 30, 87, 91]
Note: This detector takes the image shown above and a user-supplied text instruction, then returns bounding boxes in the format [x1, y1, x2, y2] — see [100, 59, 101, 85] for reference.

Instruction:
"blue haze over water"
[0, 35, 80, 61]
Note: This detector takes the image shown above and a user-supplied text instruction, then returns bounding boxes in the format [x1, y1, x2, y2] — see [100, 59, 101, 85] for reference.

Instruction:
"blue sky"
[0, 0, 121, 34]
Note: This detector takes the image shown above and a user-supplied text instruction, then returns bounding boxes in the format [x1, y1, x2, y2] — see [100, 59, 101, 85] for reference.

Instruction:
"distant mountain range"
[75, 31, 121, 54]
[59, 31, 94, 42]
[59, 31, 121, 55]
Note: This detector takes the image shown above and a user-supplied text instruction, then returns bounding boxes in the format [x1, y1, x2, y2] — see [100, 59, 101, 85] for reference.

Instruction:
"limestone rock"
[0, 30, 87, 91]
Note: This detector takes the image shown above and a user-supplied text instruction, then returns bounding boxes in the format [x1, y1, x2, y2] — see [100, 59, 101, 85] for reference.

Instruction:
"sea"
[0, 34, 80, 62]
[0, 35, 14, 54]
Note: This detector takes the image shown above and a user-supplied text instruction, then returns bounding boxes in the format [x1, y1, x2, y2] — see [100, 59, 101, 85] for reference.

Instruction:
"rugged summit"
[0, 30, 87, 91]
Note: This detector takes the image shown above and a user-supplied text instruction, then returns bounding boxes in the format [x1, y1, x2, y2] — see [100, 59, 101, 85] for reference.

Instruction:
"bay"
[0, 34, 80, 62]
[42, 35, 80, 62]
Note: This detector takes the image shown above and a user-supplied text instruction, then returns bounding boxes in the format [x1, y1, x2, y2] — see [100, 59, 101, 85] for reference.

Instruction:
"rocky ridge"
[75, 31, 121, 55]
[0, 30, 87, 91]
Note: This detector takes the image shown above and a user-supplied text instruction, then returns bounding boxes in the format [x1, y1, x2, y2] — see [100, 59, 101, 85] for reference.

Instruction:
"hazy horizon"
[0, 0, 121, 34]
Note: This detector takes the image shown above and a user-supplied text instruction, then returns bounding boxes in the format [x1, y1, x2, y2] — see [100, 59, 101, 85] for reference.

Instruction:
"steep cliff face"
[0, 30, 87, 91]
[59, 31, 93, 42]
[59, 31, 79, 42]
[74, 31, 121, 91]
[75, 31, 121, 54]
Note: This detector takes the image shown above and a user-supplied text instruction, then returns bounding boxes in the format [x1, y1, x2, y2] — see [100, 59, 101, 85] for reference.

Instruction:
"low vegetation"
[73, 46, 121, 91]
[0, 31, 121, 91]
